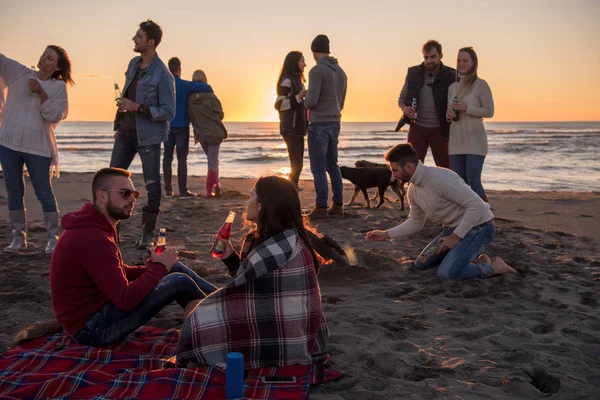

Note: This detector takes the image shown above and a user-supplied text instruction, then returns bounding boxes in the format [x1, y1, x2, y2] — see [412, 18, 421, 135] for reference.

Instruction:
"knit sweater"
[447, 78, 494, 156]
[387, 162, 494, 239]
[0, 54, 68, 176]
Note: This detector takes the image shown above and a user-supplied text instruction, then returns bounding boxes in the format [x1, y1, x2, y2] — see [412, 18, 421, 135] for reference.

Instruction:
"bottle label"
[215, 240, 225, 253]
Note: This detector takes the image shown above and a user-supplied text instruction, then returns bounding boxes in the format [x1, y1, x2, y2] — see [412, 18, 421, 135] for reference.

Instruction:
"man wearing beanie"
[305, 34, 348, 220]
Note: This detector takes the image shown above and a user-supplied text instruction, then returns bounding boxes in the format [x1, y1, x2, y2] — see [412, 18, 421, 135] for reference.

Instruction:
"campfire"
[304, 221, 350, 270]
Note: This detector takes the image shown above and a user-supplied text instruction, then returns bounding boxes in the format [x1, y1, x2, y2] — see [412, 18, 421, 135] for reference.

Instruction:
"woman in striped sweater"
[274, 51, 307, 186]
[0, 46, 73, 254]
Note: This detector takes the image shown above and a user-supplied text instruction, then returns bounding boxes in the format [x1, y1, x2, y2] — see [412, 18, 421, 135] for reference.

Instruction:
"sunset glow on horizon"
[2, 0, 599, 123]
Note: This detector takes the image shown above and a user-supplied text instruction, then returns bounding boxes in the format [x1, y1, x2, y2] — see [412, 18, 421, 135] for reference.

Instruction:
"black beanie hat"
[311, 34, 330, 54]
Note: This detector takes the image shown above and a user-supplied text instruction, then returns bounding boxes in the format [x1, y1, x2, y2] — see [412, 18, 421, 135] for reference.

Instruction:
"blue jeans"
[307, 122, 343, 208]
[414, 221, 495, 280]
[72, 262, 217, 347]
[163, 126, 190, 195]
[450, 154, 486, 199]
[0, 146, 57, 212]
[110, 130, 162, 213]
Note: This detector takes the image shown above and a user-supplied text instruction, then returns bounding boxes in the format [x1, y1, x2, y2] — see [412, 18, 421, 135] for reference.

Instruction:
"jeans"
[282, 134, 304, 186]
[450, 154, 487, 199]
[110, 130, 162, 213]
[407, 125, 449, 168]
[0, 146, 57, 212]
[200, 142, 220, 172]
[72, 262, 217, 347]
[414, 221, 495, 280]
[307, 122, 343, 208]
[163, 127, 190, 195]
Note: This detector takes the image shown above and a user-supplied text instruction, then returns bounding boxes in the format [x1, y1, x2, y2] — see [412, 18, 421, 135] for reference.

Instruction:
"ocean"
[54, 121, 600, 192]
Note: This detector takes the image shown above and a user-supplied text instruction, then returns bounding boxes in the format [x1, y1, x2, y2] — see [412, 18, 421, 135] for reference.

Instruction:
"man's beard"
[107, 199, 132, 221]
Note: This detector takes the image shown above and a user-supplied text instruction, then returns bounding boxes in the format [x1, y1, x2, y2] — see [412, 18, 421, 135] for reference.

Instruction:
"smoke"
[344, 245, 358, 266]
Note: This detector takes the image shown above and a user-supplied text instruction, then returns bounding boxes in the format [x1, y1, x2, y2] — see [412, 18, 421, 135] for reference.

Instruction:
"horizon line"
[62, 120, 600, 124]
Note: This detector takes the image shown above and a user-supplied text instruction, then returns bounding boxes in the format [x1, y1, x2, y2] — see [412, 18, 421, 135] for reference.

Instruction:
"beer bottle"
[411, 97, 418, 124]
[155, 228, 167, 254]
[114, 83, 121, 101]
[210, 211, 236, 258]
[452, 96, 460, 121]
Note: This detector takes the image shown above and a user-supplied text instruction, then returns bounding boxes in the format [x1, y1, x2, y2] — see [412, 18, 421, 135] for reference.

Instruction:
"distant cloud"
[75, 73, 111, 79]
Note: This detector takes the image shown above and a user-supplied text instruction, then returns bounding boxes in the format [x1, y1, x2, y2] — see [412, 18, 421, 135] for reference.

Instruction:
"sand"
[1, 172, 599, 399]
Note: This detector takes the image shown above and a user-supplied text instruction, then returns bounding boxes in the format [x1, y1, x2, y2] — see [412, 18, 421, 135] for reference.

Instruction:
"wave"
[233, 154, 288, 163]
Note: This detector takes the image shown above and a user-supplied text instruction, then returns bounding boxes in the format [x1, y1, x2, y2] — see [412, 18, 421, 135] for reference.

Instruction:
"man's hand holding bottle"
[148, 247, 179, 272]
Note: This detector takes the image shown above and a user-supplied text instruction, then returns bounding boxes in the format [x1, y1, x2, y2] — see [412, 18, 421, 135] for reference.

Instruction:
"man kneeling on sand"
[50, 168, 217, 346]
[366, 144, 516, 279]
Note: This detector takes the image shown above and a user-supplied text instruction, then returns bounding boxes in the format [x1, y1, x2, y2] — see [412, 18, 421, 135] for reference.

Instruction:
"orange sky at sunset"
[1, 0, 599, 122]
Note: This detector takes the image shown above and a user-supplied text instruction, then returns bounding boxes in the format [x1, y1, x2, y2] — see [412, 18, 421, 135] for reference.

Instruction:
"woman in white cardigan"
[446, 47, 494, 202]
[0, 46, 73, 254]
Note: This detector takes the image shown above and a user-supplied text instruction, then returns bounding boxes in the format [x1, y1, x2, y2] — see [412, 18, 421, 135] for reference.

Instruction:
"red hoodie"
[50, 203, 166, 335]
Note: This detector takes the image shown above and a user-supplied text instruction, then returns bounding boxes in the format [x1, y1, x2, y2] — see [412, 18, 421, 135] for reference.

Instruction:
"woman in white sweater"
[446, 47, 494, 202]
[0, 46, 73, 254]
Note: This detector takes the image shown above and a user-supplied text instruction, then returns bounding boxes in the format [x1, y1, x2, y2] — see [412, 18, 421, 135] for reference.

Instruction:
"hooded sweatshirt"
[50, 203, 166, 335]
[305, 56, 347, 123]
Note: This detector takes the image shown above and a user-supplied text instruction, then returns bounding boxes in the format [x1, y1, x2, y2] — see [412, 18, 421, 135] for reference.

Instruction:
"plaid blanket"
[0, 326, 341, 399]
[177, 229, 329, 370]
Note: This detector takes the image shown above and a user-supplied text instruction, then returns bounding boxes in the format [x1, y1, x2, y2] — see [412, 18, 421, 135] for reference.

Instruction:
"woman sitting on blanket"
[177, 176, 329, 369]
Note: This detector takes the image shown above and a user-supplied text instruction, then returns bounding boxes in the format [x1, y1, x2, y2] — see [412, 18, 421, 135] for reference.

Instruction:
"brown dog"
[354, 160, 405, 210]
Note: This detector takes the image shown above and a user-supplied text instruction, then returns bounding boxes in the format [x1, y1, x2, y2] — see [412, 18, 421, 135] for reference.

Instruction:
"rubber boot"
[214, 170, 221, 197]
[44, 212, 60, 255]
[4, 209, 27, 253]
[138, 208, 159, 250]
[205, 170, 217, 198]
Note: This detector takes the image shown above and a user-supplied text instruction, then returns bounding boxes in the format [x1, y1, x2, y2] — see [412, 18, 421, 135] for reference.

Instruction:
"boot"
[4, 209, 27, 253]
[138, 208, 159, 250]
[205, 170, 218, 198]
[306, 206, 328, 220]
[214, 170, 221, 197]
[328, 202, 345, 216]
[43, 212, 60, 255]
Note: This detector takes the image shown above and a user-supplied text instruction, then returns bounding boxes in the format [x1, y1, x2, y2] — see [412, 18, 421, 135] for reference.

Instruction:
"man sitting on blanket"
[50, 167, 217, 347]
[177, 176, 329, 370]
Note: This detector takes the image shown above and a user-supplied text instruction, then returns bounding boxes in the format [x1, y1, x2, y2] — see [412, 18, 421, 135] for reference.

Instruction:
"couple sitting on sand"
[50, 144, 514, 367]
[50, 169, 328, 369]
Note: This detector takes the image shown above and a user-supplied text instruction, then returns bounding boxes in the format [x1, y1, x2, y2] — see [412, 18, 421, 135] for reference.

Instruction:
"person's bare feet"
[491, 257, 518, 275]
[474, 254, 492, 264]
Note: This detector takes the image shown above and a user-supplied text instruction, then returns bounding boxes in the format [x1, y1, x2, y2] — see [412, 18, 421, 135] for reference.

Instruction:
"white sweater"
[0, 54, 68, 177]
[387, 162, 494, 239]
[447, 78, 494, 156]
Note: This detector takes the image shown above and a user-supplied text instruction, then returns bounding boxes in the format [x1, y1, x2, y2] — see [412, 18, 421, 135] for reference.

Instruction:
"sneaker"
[306, 206, 328, 220]
[179, 191, 198, 199]
[328, 202, 344, 216]
[165, 191, 174, 198]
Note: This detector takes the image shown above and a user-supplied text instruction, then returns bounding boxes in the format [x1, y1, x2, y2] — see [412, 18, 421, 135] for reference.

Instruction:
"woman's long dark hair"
[46, 45, 74, 86]
[247, 176, 318, 271]
[275, 51, 305, 90]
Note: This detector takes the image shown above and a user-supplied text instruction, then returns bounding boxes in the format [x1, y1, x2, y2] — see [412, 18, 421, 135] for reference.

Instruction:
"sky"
[1, 0, 599, 122]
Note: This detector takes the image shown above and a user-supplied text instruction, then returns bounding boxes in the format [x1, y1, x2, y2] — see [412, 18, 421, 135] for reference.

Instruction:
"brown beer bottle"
[210, 211, 236, 258]
[410, 97, 418, 124]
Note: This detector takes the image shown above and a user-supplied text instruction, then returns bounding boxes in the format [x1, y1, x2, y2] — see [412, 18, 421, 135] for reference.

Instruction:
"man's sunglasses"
[103, 189, 140, 199]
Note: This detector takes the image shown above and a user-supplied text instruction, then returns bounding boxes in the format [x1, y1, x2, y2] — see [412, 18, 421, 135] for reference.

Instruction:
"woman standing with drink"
[177, 176, 328, 370]
[0, 46, 73, 254]
[274, 51, 307, 186]
[188, 69, 227, 198]
[446, 47, 494, 202]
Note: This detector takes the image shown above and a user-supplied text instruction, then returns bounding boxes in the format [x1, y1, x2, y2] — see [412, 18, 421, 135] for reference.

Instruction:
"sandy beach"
[1, 172, 599, 398]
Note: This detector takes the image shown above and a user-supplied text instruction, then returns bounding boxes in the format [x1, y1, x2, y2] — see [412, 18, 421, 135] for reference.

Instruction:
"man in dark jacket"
[50, 168, 217, 347]
[398, 40, 455, 168]
[305, 34, 348, 220]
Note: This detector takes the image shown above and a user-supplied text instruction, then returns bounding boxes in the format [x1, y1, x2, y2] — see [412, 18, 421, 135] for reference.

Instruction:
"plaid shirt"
[177, 229, 329, 370]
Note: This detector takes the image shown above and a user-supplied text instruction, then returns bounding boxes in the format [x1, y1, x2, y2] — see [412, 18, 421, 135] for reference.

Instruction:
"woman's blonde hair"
[456, 47, 478, 96]
[192, 69, 207, 83]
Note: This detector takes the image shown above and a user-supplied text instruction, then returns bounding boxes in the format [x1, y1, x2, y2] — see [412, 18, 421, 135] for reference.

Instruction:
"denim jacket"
[113, 53, 175, 146]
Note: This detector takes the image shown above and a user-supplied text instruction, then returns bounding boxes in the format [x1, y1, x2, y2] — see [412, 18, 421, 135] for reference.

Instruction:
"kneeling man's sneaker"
[307, 206, 328, 220]
[328, 202, 344, 216]
[179, 191, 198, 199]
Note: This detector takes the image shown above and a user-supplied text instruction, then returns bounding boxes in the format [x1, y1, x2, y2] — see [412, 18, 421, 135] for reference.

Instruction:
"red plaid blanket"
[0, 326, 341, 399]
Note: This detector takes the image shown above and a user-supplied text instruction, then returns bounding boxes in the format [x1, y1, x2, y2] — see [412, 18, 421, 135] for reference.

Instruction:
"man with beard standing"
[112, 20, 175, 249]
[398, 40, 455, 168]
[50, 168, 216, 347]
